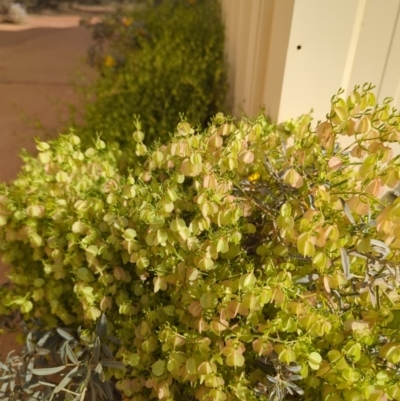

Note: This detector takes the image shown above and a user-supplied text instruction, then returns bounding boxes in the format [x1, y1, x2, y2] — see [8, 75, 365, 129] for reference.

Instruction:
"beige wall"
[222, 0, 400, 123]
[221, 0, 294, 118]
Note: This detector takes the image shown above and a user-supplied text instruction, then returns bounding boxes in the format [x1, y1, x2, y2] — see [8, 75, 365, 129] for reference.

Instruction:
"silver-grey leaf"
[36, 348, 51, 356]
[38, 380, 56, 387]
[286, 381, 304, 395]
[340, 248, 350, 278]
[93, 337, 101, 364]
[65, 392, 75, 401]
[37, 331, 51, 347]
[89, 380, 96, 401]
[332, 289, 343, 309]
[99, 368, 105, 383]
[26, 332, 34, 353]
[370, 239, 390, 258]
[106, 336, 120, 345]
[0, 362, 10, 372]
[95, 363, 103, 375]
[286, 374, 303, 381]
[0, 381, 8, 393]
[96, 314, 107, 338]
[91, 379, 106, 399]
[66, 343, 80, 365]
[295, 273, 319, 284]
[369, 287, 377, 307]
[60, 342, 67, 364]
[101, 344, 113, 359]
[67, 367, 87, 379]
[339, 197, 355, 224]
[102, 380, 113, 401]
[25, 358, 35, 382]
[56, 328, 74, 342]
[31, 365, 66, 376]
[284, 365, 302, 373]
[23, 377, 40, 390]
[283, 381, 293, 395]
[349, 251, 368, 260]
[54, 366, 79, 394]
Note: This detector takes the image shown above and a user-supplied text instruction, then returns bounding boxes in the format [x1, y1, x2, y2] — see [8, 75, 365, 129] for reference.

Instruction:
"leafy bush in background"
[72, 0, 227, 158]
[2, 85, 400, 400]
[16, 0, 122, 11]
[0, 0, 28, 23]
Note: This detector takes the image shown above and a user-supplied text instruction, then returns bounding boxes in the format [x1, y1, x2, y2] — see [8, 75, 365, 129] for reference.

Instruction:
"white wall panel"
[378, 3, 400, 109]
[276, 0, 361, 122]
[346, 0, 398, 95]
[221, 0, 292, 117]
[221, 0, 400, 124]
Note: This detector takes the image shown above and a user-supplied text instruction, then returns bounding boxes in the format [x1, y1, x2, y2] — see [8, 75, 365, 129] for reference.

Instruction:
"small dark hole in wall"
[297, 45, 302, 50]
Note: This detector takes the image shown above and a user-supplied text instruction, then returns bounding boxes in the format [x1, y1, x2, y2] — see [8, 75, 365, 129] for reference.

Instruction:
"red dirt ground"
[0, 14, 95, 356]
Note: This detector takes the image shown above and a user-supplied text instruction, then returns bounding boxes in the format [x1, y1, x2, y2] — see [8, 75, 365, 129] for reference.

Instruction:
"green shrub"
[3, 85, 400, 400]
[72, 0, 228, 158]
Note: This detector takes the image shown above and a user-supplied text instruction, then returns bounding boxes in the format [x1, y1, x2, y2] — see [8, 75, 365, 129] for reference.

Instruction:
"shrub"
[0, 1, 28, 24]
[0, 315, 125, 400]
[0, 0, 12, 15]
[2, 85, 400, 400]
[72, 0, 228, 158]
[17, 0, 121, 11]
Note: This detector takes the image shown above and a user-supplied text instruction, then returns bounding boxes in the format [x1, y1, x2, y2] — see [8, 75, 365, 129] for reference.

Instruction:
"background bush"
[71, 0, 228, 158]
[0, 0, 28, 23]
[2, 86, 400, 400]
[16, 0, 123, 11]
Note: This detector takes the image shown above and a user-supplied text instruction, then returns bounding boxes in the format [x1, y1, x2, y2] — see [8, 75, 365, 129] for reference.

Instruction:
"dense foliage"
[16, 0, 121, 11]
[72, 0, 227, 156]
[2, 85, 400, 401]
[0, 0, 27, 24]
[0, 315, 125, 400]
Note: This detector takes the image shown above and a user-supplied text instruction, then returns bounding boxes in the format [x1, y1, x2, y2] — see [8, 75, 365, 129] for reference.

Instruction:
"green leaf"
[185, 357, 198, 375]
[170, 218, 186, 232]
[123, 229, 137, 240]
[226, 351, 245, 367]
[308, 352, 322, 370]
[152, 359, 165, 377]
[217, 238, 229, 253]
[198, 257, 214, 271]
[200, 293, 217, 309]
[156, 229, 168, 244]
[297, 233, 315, 257]
[76, 268, 95, 282]
[239, 273, 257, 290]
[127, 353, 140, 367]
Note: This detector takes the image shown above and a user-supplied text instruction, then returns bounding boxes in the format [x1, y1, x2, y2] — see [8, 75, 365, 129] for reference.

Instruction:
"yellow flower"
[122, 17, 132, 27]
[248, 172, 260, 182]
[104, 55, 116, 68]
